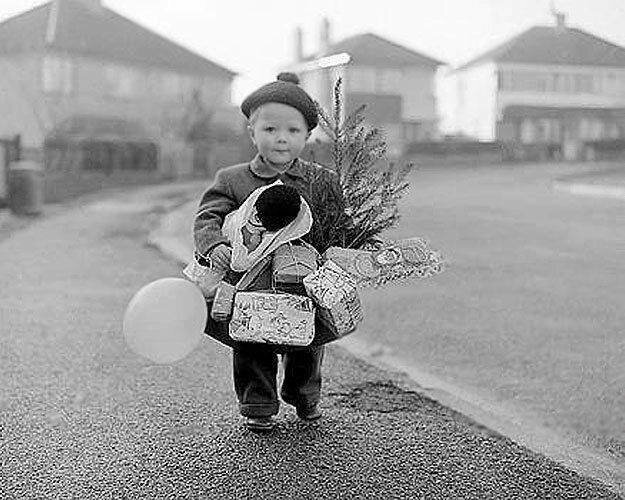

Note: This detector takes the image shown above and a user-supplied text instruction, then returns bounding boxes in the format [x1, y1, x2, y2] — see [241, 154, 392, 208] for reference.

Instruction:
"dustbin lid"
[9, 160, 42, 171]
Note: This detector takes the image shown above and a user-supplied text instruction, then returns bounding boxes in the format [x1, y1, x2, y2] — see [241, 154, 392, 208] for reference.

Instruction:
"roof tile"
[307, 32, 444, 68]
[0, 0, 235, 77]
[460, 25, 625, 69]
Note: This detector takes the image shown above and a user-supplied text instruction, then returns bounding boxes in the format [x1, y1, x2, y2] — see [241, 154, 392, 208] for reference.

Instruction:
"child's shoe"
[296, 404, 322, 421]
[245, 416, 276, 433]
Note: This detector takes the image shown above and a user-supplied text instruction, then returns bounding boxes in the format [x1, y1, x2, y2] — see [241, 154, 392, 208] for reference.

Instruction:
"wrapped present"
[210, 281, 236, 322]
[303, 260, 363, 338]
[323, 237, 445, 288]
[272, 242, 319, 285]
[182, 254, 224, 299]
[229, 291, 315, 346]
[209, 255, 273, 323]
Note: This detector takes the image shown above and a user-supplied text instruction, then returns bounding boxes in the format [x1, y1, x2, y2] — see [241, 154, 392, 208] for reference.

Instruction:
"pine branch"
[304, 78, 416, 252]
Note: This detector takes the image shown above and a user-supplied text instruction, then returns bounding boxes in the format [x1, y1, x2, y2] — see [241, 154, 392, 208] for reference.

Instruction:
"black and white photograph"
[1, 0, 624, 497]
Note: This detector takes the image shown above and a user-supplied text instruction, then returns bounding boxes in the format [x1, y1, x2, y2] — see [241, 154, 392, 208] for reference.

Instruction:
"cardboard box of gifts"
[229, 291, 315, 346]
[323, 238, 445, 288]
[303, 260, 363, 338]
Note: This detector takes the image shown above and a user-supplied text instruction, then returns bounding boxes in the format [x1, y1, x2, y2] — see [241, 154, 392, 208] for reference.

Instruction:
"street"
[1, 181, 622, 498]
[352, 161, 625, 458]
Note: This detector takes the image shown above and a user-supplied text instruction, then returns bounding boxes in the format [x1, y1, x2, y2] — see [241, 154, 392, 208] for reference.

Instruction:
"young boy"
[194, 72, 346, 432]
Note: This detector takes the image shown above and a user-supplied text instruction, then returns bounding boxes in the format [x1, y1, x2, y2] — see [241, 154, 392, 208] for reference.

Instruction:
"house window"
[537, 119, 557, 142]
[146, 70, 162, 95]
[403, 122, 422, 142]
[619, 76, 625, 96]
[502, 71, 543, 92]
[377, 69, 402, 93]
[560, 75, 572, 92]
[178, 75, 200, 102]
[573, 75, 593, 93]
[592, 75, 603, 94]
[162, 72, 182, 98]
[42, 55, 74, 95]
[520, 119, 535, 144]
[105, 64, 138, 98]
[348, 67, 376, 93]
[501, 70, 599, 94]
[579, 118, 591, 140]
[500, 70, 513, 91]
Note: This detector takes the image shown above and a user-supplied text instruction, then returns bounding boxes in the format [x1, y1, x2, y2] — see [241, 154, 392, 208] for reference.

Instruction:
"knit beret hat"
[241, 72, 318, 131]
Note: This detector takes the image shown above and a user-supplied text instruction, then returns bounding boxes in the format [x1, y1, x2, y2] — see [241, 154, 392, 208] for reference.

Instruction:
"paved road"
[351, 162, 625, 459]
[1, 182, 623, 498]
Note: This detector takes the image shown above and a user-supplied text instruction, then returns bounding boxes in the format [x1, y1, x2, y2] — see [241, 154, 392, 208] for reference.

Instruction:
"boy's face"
[248, 103, 310, 167]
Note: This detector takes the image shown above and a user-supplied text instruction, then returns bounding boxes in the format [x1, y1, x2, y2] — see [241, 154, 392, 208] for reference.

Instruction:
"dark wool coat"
[193, 154, 347, 351]
[194, 154, 345, 257]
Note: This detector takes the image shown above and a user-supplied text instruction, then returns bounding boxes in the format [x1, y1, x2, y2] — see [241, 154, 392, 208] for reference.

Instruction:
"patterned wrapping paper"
[323, 237, 445, 288]
[303, 260, 363, 338]
[272, 243, 319, 285]
[229, 291, 316, 346]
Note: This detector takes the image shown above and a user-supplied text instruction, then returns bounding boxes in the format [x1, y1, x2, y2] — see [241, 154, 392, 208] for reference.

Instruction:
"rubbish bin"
[8, 160, 44, 216]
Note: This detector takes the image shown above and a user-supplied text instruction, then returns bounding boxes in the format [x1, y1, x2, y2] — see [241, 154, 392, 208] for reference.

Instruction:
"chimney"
[48, 0, 103, 44]
[555, 11, 566, 30]
[294, 26, 304, 61]
[74, 0, 104, 11]
[319, 17, 331, 54]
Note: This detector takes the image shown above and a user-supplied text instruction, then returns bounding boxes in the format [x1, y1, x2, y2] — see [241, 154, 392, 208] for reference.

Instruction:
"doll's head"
[253, 184, 301, 232]
[242, 184, 302, 251]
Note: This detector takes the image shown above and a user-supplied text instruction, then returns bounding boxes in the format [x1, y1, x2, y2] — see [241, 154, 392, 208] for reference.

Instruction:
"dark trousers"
[233, 344, 325, 417]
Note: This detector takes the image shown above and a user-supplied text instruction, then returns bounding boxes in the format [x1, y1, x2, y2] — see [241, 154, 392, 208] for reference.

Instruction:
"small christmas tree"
[303, 78, 415, 252]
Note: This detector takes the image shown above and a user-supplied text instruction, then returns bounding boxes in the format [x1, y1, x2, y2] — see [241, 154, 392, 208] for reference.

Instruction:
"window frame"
[103, 63, 140, 99]
[42, 54, 74, 95]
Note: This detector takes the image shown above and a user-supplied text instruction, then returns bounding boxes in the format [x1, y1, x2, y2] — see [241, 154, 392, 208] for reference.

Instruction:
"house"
[441, 11, 625, 160]
[287, 19, 444, 158]
[0, 0, 237, 200]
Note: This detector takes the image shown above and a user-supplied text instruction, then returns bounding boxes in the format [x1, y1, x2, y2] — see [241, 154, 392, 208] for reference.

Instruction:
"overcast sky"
[2, 0, 625, 102]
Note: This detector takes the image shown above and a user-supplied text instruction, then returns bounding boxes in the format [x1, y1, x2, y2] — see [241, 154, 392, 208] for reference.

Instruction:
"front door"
[0, 136, 22, 203]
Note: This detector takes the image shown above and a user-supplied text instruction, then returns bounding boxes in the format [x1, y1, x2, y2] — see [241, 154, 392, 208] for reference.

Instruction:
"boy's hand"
[209, 244, 232, 271]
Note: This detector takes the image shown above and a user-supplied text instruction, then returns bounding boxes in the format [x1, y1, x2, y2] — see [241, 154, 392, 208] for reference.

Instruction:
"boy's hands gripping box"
[229, 291, 315, 346]
[303, 260, 363, 338]
[183, 255, 224, 299]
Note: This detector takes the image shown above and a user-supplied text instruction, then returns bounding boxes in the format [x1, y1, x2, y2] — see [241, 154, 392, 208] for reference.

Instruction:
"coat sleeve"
[193, 169, 237, 257]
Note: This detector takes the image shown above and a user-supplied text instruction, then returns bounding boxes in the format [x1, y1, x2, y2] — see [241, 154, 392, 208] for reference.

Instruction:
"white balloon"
[123, 278, 206, 364]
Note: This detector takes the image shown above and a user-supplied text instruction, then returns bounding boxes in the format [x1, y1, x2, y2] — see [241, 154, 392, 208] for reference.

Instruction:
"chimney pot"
[319, 17, 331, 54]
[294, 27, 304, 61]
[73, 0, 103, 11]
